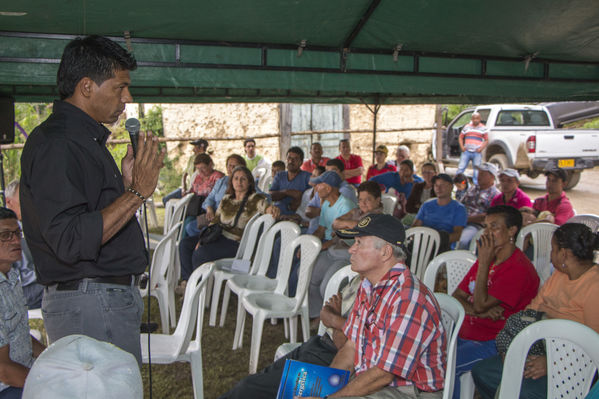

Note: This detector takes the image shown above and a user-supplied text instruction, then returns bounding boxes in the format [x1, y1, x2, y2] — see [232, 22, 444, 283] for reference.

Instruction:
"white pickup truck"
[435, 103, 599, 189]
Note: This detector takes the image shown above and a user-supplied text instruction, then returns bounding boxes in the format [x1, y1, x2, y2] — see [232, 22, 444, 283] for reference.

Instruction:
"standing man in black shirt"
[20, 35, 165, 364]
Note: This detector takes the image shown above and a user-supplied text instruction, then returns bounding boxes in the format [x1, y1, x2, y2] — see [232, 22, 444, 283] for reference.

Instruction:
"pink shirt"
[490, 188, 532, 209]
[532, 192, 574, 225]
[191, 170, 224, 197]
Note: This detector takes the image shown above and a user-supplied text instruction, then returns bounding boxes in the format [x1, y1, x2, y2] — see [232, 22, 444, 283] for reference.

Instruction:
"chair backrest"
[169, 263, 215, 356]
[149, 222, 182, 289]
[423, 250, 476, 295]
[259, 175, 274, 192]
[468, 228, 485, 254]
[234, 213, 273, 260]
[163, 199, 177, 235]
[566, 214, 599, 233]
[168, 194, 194, 241]
[433, 293, 465, 399]
[516, 222, 558, 284]
[274, 235, 322, 306]
[406, 227, 441, 280]
[498, 319, 599, 399]
[317, 265, 358, 336]
[251, 221, 301, 276]
[381, 194, 398, 215]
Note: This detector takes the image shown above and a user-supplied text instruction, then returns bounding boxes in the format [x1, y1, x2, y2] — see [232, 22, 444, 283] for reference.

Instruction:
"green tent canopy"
[1, 0, 598, 103]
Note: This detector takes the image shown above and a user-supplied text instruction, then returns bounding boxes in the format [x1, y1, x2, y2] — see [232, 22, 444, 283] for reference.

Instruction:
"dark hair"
[0, 207, 17, 221]
[287, 146, 304, 161]
[272, 160, 286, 170]
[554, 223, 599, 262]
[486, 205, 523, 238]
[194, 153, 213, 166]
[194, 139, 209, 149]
[421, 162, 437, 173]
[340, 139, 350, 144]
[311, 142, 323, 148]
[243, 138, 256, 146]
[358, 181, 382, 199]
[314, 166, 326, 175]
[225, 154, 246, 168]
[225, 166, 256, 197]
[57, 35, 137, 100]
[399, 159, 414, 172]
[453, 173, 468, 184]
[326, 158, 345, 172]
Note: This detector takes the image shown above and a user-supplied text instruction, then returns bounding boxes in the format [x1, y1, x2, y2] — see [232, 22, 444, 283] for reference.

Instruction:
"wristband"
[127, 187, 146, 202]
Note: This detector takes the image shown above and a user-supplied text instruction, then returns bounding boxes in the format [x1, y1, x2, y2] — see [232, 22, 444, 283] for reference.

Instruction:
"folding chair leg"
[209, 274, 225, 326]
[219, 285, 231, 327]
[189, 350, 204, 399]
[232, 300, 246, 350]
[249, 313, 266, 374]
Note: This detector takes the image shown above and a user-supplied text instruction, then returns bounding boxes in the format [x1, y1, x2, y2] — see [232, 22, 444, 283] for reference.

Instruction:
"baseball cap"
[432, 173, 453, 185]
[374, 145, 388, 155]
[499, 168, 520, 180]
[23, 335, 142, 399]
[477, 162, 499, 177]
[544, 168, 568, 182]
[310, 170, 342, 188]
[190, 139, 208, 147]
[336, 213, 406, 247]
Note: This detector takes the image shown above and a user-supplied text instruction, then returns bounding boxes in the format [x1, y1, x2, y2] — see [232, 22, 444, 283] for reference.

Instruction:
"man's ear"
[76, 77, 95, 99]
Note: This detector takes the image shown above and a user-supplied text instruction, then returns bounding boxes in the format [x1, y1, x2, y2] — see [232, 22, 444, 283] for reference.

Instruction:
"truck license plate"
[558, 159, 575, 168]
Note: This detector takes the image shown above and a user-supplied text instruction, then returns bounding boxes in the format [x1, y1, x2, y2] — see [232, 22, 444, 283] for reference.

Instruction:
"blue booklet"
[276, 359, 350, 399]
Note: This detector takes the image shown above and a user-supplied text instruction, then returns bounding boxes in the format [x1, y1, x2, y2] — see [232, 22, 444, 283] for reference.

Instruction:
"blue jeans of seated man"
[457, 151, 482, 184]
[162, 187, 182, 206]
[472, 354, 547, 399]
[453, 337, 498, 399]
[42, 280, 144, 365]
[0, 387, 23, 399]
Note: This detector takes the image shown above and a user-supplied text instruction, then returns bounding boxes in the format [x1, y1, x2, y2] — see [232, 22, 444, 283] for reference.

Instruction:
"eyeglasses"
[0, 228, 22, 242]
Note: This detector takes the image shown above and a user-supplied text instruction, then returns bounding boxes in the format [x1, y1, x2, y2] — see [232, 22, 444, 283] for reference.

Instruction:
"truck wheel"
[564, 170, 581, 190]
[488, 154, 508, 171]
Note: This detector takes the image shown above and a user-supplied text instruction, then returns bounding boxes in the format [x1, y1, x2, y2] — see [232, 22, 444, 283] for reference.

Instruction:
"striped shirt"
[343, 263, 446, 392]
[460, 123, 488, 151]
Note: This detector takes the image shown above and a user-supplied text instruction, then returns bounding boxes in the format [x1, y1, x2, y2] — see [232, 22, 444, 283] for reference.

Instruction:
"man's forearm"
[0, 362, 29, 388]
[269, 191, 287, 201]
[467, 214, 486, 224]
[330, 367, 395, 398]
[344, 168, 363, 178]
[100, 192, 144, 244]
[329, 340, 355, 372]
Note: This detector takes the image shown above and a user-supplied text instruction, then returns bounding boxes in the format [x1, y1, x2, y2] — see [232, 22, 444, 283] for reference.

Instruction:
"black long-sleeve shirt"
[20, 100, 147, 285]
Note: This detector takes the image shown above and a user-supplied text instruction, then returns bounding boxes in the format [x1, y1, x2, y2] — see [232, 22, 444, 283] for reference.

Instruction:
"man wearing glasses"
[0, 207, 45, 399]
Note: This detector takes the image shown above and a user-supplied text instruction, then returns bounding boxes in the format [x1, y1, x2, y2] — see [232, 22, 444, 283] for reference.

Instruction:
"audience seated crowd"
[12, 117, 599, 399]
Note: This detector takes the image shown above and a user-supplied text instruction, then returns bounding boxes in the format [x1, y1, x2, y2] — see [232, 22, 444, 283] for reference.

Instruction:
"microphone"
[125, 118, 141, 157]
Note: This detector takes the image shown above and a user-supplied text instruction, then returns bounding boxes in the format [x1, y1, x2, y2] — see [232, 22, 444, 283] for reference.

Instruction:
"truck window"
[453, 111, 474, 130]
[477, 109, 490, 124]
[496, 110, 550, 127]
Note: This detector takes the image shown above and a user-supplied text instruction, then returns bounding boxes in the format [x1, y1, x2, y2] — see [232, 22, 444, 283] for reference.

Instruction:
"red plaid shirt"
[343, 263, 446, 392]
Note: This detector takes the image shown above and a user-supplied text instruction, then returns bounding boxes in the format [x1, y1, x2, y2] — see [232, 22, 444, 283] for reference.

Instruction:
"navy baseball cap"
[310, 170, 342, 188]
[336, 213, 406, 246]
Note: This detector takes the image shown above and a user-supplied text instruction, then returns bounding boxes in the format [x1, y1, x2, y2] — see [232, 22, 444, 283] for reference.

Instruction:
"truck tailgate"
[534, 130, 599, 159]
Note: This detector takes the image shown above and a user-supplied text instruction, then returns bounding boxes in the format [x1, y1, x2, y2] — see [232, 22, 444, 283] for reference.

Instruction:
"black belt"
[52, 275, 141, 291]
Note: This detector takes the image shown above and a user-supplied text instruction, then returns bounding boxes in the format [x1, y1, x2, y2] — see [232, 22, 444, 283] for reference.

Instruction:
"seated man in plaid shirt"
[306, 213, 446, 399]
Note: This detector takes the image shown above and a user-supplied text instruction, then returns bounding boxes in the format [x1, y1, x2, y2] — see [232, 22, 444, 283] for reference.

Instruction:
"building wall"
[127, 103, 436, 177]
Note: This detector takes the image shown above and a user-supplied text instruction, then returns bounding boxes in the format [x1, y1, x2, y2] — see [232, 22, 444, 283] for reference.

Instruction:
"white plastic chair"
[498, 319, 599, 399]
[468, 228, 484, 255]
[140, 222, 182, 333]
[259, 175, 273, 192]
[207, 213, 274, 326]
[405, 226, 441, 280]
[434, 293, 465, 399]
[234, 235, 321, 373]
[423, 250, 476, 295]
[381, 193, 398, 215]
[516, 222, 558, 284]
[226, 221, 301, 346]
[141, 263, 214, 399]
[566, 214, 599, 233]
[274, 265, 358, 361]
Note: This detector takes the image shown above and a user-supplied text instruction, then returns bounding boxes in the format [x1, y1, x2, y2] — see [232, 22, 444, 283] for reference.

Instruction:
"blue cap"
[310, 170, 342, 188]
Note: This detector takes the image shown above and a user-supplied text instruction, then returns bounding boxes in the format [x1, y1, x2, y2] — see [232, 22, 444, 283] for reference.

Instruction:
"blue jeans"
[457, 151, 482, 184]
[472, 354, 547, 399]
[0, 387, 22, 399]
[162, 188, 182, 206]
[453, 338, 498, 399]
[42, 280, 144, 365]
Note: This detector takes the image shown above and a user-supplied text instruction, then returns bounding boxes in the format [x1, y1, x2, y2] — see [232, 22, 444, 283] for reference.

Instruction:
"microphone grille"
[125, 118, 141, 133]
